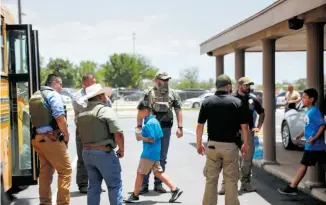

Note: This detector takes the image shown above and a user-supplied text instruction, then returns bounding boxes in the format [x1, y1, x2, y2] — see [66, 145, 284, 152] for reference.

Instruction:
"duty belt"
[83, 145, 112, 152]
[36, 129, 62, 142]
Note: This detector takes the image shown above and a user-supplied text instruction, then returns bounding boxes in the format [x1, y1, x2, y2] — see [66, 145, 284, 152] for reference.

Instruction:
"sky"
[3, 0, 326, 85]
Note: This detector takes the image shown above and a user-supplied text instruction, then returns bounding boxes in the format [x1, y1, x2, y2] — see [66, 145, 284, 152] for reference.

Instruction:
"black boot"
[139, 185, 149, 195]
[154, 184, 167, 193]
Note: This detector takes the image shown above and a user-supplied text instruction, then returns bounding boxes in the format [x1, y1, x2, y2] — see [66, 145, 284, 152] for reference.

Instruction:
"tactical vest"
[148, 88, 174, 125]
[76, 104, 116, 148]
[29, 89, 59, 129]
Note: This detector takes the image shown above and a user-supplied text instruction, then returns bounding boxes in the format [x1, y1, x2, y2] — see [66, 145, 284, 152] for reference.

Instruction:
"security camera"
[288, 16, 304, 30]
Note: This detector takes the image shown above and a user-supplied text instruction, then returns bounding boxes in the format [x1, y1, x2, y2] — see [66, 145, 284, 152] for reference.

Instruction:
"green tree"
[102, 53, 158, 88]
[198, 78, 215, 89]
[46, 58, 75, 87]
[74, 60, 97, 88]
[40, 68, 51, 86]
[294, 78, 306, 90]
[180, 67, 199, 88]
[95, 68, 107, 86]
[40, 56, 50, 85]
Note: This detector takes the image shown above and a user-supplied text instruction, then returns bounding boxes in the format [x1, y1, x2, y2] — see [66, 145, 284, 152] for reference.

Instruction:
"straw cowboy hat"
[84, 84, 112, 100]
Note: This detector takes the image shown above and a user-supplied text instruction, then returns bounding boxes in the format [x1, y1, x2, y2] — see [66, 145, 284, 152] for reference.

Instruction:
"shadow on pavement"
[126, 191, 163, 197]
[10, 198, 34, 205]
[70, 191, 86, 198]
[252, 166, 325, 205]
[189, 142, 325, 205]
[124, 200, 181, 204]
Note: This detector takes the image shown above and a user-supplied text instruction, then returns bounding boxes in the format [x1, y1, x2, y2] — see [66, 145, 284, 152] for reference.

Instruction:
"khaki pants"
[220, 131, 254, 186]
[32, 137, 72, 205]
[202, 141, 240, 205]
[240, 131, 254, 184]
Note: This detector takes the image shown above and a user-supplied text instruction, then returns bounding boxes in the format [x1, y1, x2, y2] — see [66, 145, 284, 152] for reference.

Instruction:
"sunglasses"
[160, 79, 169, 82]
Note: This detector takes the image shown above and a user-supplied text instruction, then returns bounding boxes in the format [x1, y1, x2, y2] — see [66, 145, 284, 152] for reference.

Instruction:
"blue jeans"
[82, 149, 122, 205]
[142, 127, 171, 187]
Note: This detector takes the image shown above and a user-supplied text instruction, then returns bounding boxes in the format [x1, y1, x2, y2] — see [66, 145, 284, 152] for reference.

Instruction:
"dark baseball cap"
[238, 77, 254, 85]
[155, 72, 171, 80]
[137, 100, 151, 110]
[215, 74, 232, 88]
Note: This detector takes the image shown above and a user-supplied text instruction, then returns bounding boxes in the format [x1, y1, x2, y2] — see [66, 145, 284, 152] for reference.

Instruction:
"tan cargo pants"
[220, 131, 254, 187]
[202, 141, 240, 205]
[240, 131, 254, 184]
[32, 135, 72, 205]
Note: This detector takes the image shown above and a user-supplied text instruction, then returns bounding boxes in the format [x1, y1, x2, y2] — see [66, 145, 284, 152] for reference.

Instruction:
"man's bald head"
[82, 73, 96, 88]
[288, 84, 294, 92]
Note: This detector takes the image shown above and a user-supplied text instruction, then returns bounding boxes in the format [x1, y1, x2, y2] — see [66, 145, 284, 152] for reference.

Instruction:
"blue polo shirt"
[141, 115, 163, 161]
[36, 86, 65, 133]
[304, 106, 326, 151]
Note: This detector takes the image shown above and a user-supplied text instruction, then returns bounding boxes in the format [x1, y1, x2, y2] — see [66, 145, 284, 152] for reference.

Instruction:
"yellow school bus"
[1, 3, 41, 198]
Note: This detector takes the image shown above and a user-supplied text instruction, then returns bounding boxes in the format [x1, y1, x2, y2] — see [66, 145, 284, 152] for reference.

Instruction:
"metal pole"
[18, 0, 24, 73]
[116, 86, 118, 113]
[132, 32, 135, 56]
[18, 0, 22, 24]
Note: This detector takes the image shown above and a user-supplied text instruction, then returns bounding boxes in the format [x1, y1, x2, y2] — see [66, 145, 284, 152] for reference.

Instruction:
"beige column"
[235, 49, 245, 81]
[262, 39, 278, 165]
[215, 55, 224, 79]
[304, 22, 325, 188]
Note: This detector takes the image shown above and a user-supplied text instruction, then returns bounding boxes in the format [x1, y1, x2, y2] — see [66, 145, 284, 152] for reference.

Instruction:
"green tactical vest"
[76, 103, 116, 148]
[147, 87, 174, 124]
[29, 89, 58, 129]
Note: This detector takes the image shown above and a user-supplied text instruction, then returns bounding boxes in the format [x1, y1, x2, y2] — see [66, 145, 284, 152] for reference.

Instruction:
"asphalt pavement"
[9, 109, 325, 205]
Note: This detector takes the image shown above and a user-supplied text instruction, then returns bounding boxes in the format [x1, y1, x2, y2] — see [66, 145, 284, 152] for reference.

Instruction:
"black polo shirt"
[233, 92, 264, 129]
[197, 91, 247, 143]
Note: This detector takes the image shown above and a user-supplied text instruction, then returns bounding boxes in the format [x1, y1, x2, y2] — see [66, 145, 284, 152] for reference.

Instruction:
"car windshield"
[198, 93, 209, 99]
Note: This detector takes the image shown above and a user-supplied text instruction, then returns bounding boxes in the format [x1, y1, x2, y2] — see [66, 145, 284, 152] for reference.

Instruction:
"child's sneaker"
[124, 193, 140, 203]
[278, 184, 298, 196]
[169, 187, 183, 203]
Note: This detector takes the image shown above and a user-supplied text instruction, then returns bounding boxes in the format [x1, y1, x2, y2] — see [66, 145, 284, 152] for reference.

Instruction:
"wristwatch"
[178, 126, 183, 129]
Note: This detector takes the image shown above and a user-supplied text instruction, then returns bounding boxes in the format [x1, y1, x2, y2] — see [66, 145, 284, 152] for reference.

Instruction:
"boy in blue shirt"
[124, 101, 183, 203]
[278, 88, 326, 195]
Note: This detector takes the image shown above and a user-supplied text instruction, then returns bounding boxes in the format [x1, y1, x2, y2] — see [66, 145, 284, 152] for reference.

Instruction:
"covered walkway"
[200, 0, 326, 201]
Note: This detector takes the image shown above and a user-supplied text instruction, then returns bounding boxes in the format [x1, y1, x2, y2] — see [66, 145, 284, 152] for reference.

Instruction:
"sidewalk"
[252, 142, 326, 202]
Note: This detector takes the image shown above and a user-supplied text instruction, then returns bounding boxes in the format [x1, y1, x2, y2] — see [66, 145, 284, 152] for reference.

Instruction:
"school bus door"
[6, 24, 40, 190]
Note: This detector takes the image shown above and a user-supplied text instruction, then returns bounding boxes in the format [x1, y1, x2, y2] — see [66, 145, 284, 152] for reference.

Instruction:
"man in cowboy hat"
[137, 72, 183, 194]
[76, 83, 125, 205]
[72, 73, 109, 193]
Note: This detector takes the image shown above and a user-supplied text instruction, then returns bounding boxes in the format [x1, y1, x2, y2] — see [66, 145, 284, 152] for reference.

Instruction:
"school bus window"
[7, 29, 28, 74]
[11, 81, 32, 176]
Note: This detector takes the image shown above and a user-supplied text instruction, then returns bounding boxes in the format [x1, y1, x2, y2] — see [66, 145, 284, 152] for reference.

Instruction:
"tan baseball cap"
[155, 72, 171, 80]
[238, 77, 254, 85]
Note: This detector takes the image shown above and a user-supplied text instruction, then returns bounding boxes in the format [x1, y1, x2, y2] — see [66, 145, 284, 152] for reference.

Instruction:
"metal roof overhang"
[200, 0, 326, 56]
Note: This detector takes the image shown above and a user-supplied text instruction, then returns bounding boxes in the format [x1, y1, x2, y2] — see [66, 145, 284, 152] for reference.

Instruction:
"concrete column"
[262, 39, 278, 165]
[215, 55, 224, 79]
[235, 49, 245, 81]
[304, 22, 325, 188]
